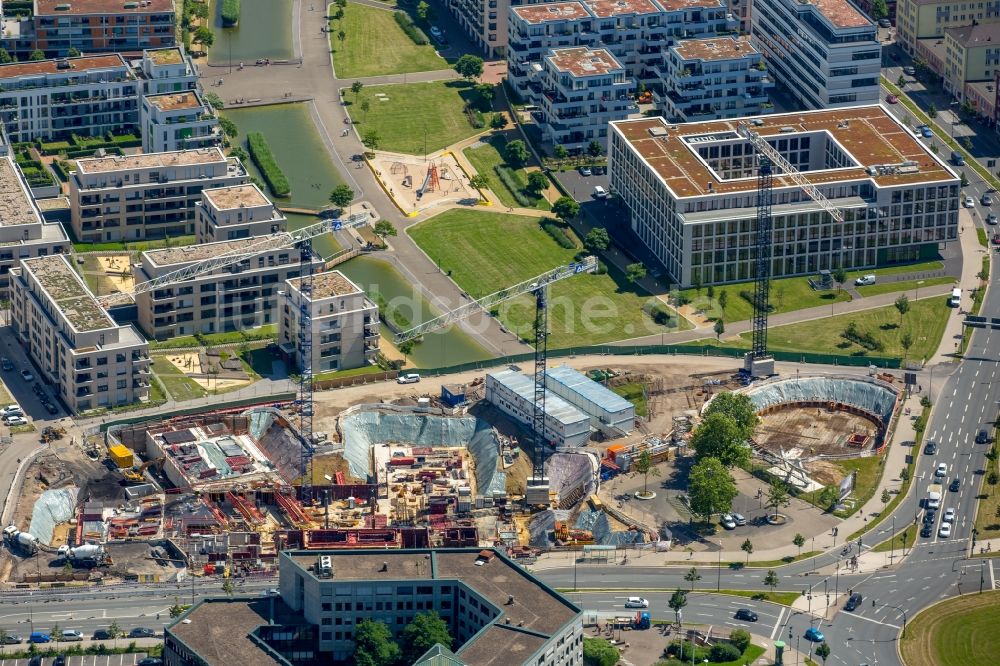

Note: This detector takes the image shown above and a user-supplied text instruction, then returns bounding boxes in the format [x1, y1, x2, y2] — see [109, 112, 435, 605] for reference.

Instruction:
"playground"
[162, 350, 255, 392]
[370, 150, 479, 215]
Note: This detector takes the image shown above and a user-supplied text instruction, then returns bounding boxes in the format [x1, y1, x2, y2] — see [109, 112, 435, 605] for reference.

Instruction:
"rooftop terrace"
[22, 255, 114, 332]
[76, 147, 227, 174]
[673, 35, 758, 61]
[611, 105, 956, 199]
[804, 0, 872, 29]
[655, 0, 726, 10]
[203, 184, 270, 210]
[0, 157, 43, 227]
[512, 1, 590, 23]
[145, 47, 184, 65]
[548, 47, 623, 76]
[144, 237, 271, 267]
[146, 91, 203, 111]
[35, 0, 175, 14]
[287, 270, 362, 300]
[582, 0, 663, 16]
[0, 54, 128, 80]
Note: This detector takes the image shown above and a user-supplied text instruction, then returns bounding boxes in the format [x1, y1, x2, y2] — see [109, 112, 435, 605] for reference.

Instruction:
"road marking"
[770, 607, 786, 640]
[849, 613, 901, 630]
[991, 560, 996, 589]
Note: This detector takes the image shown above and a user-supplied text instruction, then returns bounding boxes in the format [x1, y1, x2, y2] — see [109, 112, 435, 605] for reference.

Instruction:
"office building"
[164, 548, 583, 666]
[197, 184, 287, 243]
[660, 36, 772, 122]
[2, 0, 176, 58]
[140, 90, 219, 154]
[10, 254, 150, 414]
[135, 239, 321, 340]
[485, 369, 591, 448]
[751, 0, 881, 109]
[69, 148, 248, 243]
[0, 155, 70, 295]
[896, 0, 1000, 55]
[136, 47, 199, 96]
[608, 106, 960, 288]
[0, 55, 137, 143]
[938, 21, 1000, 110]
[278, 271, 380, 374]
[544, 364, 636, 434]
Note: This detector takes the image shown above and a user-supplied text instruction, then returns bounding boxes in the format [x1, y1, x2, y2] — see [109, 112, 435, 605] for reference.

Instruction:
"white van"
[593, 185, 608, 199]
[854, 274, 876, 286]
[949, 287, 961, 307]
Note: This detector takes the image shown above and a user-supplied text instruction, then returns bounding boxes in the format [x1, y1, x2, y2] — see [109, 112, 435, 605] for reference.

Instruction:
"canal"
[209, 0, 294, 65]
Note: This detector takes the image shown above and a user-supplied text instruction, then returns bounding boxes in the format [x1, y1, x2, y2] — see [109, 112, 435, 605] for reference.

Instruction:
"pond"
[223, 104, 345, 210]
[208, 0, 294, 65]
[338, 255, 493, 368]
[284, 212, 341, 260]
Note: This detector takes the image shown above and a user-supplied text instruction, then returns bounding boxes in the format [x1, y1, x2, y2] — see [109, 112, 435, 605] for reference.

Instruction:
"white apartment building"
[135, 239, 322, 341]
[140, 90, 219, 154]
[278, 271, 379, 375]
[751, 0, 880, 109]
[197, 184, 287, 243]
[485, 369, 591, 448]
[69, 148, 248, 243]
[135, 47, 199, 95]
[608, 106, 960, 287]
[660, 36, 773, 122]
[0, 155, 70, 295]
[0, 54, 138, 143]
[10, 254, 150, 414]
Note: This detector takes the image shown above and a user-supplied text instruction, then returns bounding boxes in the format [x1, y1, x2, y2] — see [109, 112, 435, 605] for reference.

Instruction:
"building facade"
[608, 106, 960, 288]
[485, 369, 591, 448]
[197, 184, 287, 243]
[136, 47, 199, 96]
[444, 0, 513, 56]
[0, 55, 138, 143]
[278, 271, 379, 374]
[942, 22, 1000, 97]
[140, 90, 219, 154]
[10, 254, 150, 414]
[751, 0, 881, 109]
[543, 364, 635, 433]
[896, 0, 1000, 54]
[69, 148, 248, 242]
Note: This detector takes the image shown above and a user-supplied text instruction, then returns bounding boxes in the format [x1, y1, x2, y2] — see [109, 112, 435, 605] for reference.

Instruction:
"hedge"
[246, 131, 290, 197]
[494, 165, 534, 208]
[221, 0, 241, 26]
[540, 219, 576, 249]
[394, 12, 428, 45]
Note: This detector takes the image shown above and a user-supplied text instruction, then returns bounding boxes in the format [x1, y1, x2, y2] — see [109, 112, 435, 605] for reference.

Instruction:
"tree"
[900, 331, 914, 358]
[415, 0, 434, 22]
[586, 140, 604, 163]
[490, 112, 507, 130]
[964, 136, 974, 151]
[553, 144, 569, 162]
[585, 228, 610, 253]
[793, 533, 805, 556]
[683, 566, 701, 591]
[107, 620, 122, 639]
[353, 619, 401, 666]
[894, 293, 910, 325]
[67, 47, 81, 57]
[633, 449, 659, 496]
[50, 623, 61, 643]
[668, 588, 688, 627]
[475, 83, 495, 110]
[897, 74, 906, 87]
[193, 27, 214, 47]
[961, 171, 969, 187]
[402, 611, 452, 664]
[168, 600, 188, 618]
[338, 30, 347, 44]
[692, 273, 703, 295]
[702, 391, 759, 441]
[469, 173, 489, 197]
[504, 139, 530, 168]
[763, 569, 779, 593]
[626, 262, 647, 284]
[872, 0, 888, 19]
[582, 638, 620, 666]
[989, 471, 999, 495]
[815, 641, 832, 664]
[730, 628, 751, 654]
[718, 289, 728, 313]
[0, 49, 12, 64]
[373, 220, 397, 238]
[29, 49, 45, 61]
[740, 538, 753, 564]
[359, 99, 370, 121]
[928, 102, 937, 118]
[454, 54, 484, 80]
[203, 91, 224, 110]
[765, 479, 791, 520]
[218, 116, 238, 139]
[687, 457, 738, 520]
[833, 267, 848, 292]
[690, 412, 750, 468]
[552, 196, 580, 223]
[362, 129, 380, 153]
[881, 488, 891, 508]
[351, 80, 364, 100]
[222, 578, 235, 596]
[329, 184, 355, 212]
[713, 318, 725, 341]
[527, 171, 548, 194]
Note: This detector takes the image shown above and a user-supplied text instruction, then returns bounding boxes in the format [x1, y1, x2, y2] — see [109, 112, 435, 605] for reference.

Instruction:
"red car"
[992, 234, 1000, 245]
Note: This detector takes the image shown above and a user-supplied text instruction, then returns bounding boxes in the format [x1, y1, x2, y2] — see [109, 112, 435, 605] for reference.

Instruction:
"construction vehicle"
[2, 525, 38, 554]
[632, 612, 651, 630]
[57, 543, 108, 565]
[122, 457, 164, 484]
[40, 425, 65, 443]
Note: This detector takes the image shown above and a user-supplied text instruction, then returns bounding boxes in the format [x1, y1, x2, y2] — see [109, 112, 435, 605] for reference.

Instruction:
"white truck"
[2, 525, 38, 554]
[926, 483, 943, 509]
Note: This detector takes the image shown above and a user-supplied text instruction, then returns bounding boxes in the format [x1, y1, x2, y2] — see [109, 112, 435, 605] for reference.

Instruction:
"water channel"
[208, 0, 294, 65]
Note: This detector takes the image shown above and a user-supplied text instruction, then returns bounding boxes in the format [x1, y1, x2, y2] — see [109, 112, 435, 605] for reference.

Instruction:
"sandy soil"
[371, 151, 477, 214]
[166, 352, 202, 374]
[192, 376, 253, 390]
[95, 255, 135, 292]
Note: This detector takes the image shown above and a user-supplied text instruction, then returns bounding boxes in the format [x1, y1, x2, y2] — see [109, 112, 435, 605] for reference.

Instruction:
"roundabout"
[899, 590, 1000, 666]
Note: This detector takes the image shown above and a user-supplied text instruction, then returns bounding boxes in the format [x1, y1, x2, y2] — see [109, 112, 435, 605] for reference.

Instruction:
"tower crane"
[734, 122, 844, 377]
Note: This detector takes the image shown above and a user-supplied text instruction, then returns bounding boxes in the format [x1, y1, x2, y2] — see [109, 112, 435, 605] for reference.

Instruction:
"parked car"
[429, 26, 442, 38]
[137, 659, 163, 666]
[950, 478, 961, 492]
[804, 627, 825, 642]
[20, 369, 33, 381]
[396, 373, 420, 384]
[4, 416, 27, 426]
[593, 185, 608, 199]
[624, 596, 649, 608]
[579, 166, 592, 176]
[903, 65, 916, 75]
[91, 630, 112, 641]
[0, 634, 22, 644]
[939, 522, 952, 538]
[854, 274, 876, 286]
[28, 632, 50, 644]
[920, 126, 934, 138]
[734, 608, 758, 622]
[993, 234, 1000, 245]
[879, 18, 892, 27]
[845, 593, 863, 611]
[61, 630, 84, 642]
[976, 429, 990, 444]
[43, 402, 58, 415]
[720, 514, 737, 530]
[925, 440, 938, 455]
[0, 358, 13, 371]
[593, 165, 606, 175]
[964, 196, 976, 208]
[128, 627, 155, 638]
[1, 404, 22, 416]
[935, 462, 948, 477]
[53, 656, 66, 666]
[732, 512, 747, 526]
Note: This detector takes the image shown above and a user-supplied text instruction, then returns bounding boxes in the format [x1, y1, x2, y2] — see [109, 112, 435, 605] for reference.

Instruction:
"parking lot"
[0, 654, 153, 666]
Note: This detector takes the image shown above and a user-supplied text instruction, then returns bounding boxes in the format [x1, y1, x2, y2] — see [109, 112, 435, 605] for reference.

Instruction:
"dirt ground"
[756, 407, 878, 457]
[166, 352, 202, 373]
[191, 376, 252, 391]
[370, 150, 478, 214]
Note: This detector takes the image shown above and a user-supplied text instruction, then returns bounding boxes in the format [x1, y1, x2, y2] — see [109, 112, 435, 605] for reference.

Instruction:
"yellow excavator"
[122, 457, 164, 484]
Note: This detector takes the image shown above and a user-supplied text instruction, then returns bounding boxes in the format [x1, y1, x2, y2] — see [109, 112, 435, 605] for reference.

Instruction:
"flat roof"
[145, 91, 202, 111]
[75, 147, 227, 174]
[21, 255, 115, 332]
[672, 35, 758, 61]
[547, 47, 622, 77]
[545, 365, 634, 414]
[610, 105, 956, 199]
[169, 598, 298, 666]
[511, 1, 590, 23]
[655, 0, 725, 10]
[488, 369, 589, 427]
[0, 54, 127, 80]
[945, 21, 1000, 47]
[287, 270, 363, 300]
[805, 0, 872, 29]
[35, 0, 174, 14]
[582, 0, 663, 16]
[145, 47, 184, 65]
[203, 184, 270, 210]
[0, 157, 43, 227]
[144, 237, 269, 267]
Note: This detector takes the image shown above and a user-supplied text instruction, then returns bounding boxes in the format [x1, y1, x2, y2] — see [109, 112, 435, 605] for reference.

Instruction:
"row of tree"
[352, 611, 452, 666]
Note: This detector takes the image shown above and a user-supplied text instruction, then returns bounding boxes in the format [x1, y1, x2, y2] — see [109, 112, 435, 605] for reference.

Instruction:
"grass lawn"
[973, 425, 1000, 538]
[352, 80, 484, 154]
[151, 358, 207, 401]
[714, 589, 803, 607]
[798, 455, 885, 518]
[330, 2, 446, 78]
[658, 644, 765, 666]
[464, 135, 550, 211]
[977, 228, 989, 247]
[313, 365, 387, 382]
[611, 382, 647, 417]
[855, 275, 955, 297]
[409, 209, 681, 346]
[899, 591, 1000, 666]
[72, 236, 196, 253]
[148, 326, 276, 350]
[871, 524, 917, 553]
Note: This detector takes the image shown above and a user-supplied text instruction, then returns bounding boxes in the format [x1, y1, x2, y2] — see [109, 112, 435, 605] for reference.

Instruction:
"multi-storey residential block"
[0, 155, 69, 295]
[140, 91, 219, 154]
[0, 55, 137, 143]
[278, 271, 379, 374]
[896, 0, 1000, 55]
[751, 0, 880, 109]
[941, 22, 1000, 100]
[10, 254, 150, 414]
[2, 0, 176, 58]
[136, 47, 199, 95]
[197, 184, 286, 243]
[135, 239, 321, 340]
[69, 148, 248, 243]
[164, 548, 583, 666]
[660, 36, 772, 122]
[608, 105, 960, 288]
[965, 71, 999, 125]
[445, 0, 512, 56]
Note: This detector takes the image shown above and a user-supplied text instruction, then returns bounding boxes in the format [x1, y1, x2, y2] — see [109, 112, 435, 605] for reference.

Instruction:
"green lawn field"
[900, 591, 1000, 666]
[464, 135, 550, 211]
[330, 2, 446, 78]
